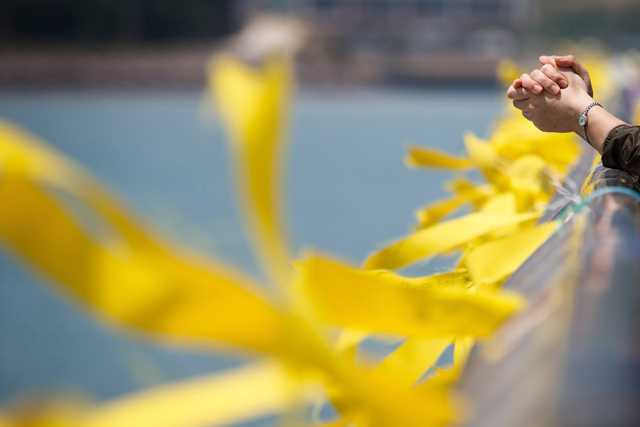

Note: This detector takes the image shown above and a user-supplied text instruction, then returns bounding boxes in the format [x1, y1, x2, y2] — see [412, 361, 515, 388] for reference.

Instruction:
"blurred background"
[1, 0, 640, 419]
[2, 0, 640, 86]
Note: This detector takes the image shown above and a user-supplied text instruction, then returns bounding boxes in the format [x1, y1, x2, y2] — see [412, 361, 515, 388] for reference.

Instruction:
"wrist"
[572, 94, 596, 135]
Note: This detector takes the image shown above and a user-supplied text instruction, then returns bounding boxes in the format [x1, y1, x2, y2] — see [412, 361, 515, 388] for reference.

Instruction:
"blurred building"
[0, 0, 237, 43]
[0, 0, 238, 88]
[0, 0, 541, 86]
[241, 0, 537, 55]
[3, 0, 640, 87]
[238, 0, 539, 84]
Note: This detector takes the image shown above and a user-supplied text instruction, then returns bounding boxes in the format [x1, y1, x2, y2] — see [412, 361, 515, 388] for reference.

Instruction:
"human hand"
[507, 67, 594, 133]
[510, 55, 594, 97]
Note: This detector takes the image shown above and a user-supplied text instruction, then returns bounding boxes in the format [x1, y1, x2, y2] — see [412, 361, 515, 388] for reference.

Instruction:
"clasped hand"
[507, 55, 595, 134]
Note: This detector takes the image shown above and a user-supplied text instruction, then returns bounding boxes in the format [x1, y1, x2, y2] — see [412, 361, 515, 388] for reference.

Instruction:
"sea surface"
[0, 86, 504, 406]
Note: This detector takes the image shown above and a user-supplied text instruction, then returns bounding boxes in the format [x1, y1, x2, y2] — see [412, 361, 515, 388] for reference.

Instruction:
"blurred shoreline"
[0, 46, 505, 88]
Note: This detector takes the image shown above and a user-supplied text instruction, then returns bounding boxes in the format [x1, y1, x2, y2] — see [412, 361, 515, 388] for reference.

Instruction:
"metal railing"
[458, 161, 640, 427]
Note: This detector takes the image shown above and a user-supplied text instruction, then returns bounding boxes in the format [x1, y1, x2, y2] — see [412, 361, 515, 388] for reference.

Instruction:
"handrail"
[458, 162, 640, 427]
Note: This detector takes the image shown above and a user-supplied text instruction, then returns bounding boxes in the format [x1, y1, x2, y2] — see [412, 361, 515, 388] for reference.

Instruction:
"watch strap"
[580, 101, 602, 145]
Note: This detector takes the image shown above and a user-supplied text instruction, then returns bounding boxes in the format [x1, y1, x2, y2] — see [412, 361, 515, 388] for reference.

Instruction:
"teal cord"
[554, 186, 640, 227]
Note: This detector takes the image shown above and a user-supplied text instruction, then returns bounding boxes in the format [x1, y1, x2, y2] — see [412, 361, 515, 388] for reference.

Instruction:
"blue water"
[0, 87, 504, 406]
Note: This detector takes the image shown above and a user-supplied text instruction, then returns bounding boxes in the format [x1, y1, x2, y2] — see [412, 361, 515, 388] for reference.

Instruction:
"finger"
[513, 99, 531, 111]
[519, 73, 543, 95]
[540, 63, 568, 88]
[530, 68, 561, 95]
[513, 78, 522, 88]
[554, 55, 584, 74]
[539, 55, 558, 70]
[522, 110, 532, 121]
[507, 85, 531, 101]
[554, 55, 594, 97]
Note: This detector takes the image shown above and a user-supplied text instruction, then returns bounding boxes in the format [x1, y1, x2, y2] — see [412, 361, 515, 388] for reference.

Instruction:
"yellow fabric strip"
[364, 211, 541, 271]
[365, 268, 472, 291]
[463, 133, 501, 169]
[479, 192, 517, 215]
[415, 196, 467, 229]
[405, 145, 472, 169]
[505, 155, 549, 195]
[209, 55, 293, 290]
[344, 375, 455, 427]
[334, 328, 370, 353]
[496, 59, 525, 87]
[453, 336, 474, 372]
[453, 182, 496, 203]
[415, 179, 496, 229]
[463, 132, 511, 190]
[0, 119, 286, 355]
[464, 221, 558, 286]
[491, 118, 580, 170]
[299, 256, 525, 338]
[82, 361, 311, 427]
[368, 337, 453, 389]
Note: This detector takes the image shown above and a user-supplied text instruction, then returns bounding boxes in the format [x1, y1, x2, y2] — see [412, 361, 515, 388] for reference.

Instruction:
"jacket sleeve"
[601, 124, 640, 181]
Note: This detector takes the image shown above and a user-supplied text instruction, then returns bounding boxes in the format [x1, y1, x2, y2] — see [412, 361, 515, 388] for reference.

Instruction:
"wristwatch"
[578, 101, 602, 145]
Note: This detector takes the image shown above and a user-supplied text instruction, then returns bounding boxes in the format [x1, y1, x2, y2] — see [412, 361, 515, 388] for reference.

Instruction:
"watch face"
[579, 115, 587, 126]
